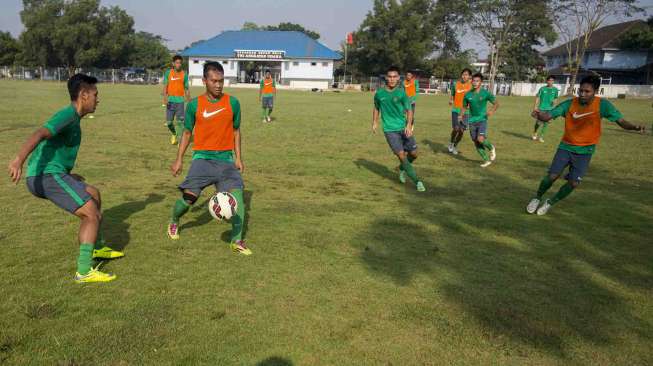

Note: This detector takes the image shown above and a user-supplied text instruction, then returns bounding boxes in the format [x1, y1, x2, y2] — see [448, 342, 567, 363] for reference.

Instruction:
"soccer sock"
[230, 189, 245, 243]
[450, 130, 457, 143]
[166, 121, 176, 135]
[536, 176, 554, 199]
[533, 122, 540, 133]
[476, 146, 489, 161]
[454, 131, 464, 146]
[171, 198, 191, 224]
[77, 243, 94, 275]
[539, 123, 548, 137]
[261, 108, 267, 119]
[176, 120, 183, 139]
[481, 139, 493, 150]
[550, 182, 574, 204]
[400, 159, 419, 184]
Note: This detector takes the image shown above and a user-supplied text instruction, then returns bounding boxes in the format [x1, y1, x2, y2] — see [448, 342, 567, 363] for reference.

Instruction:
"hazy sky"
[1, 0, 651, 58]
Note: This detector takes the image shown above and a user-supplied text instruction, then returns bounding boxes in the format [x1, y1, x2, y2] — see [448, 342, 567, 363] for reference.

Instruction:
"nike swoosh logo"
[572, 112, 594, 119]
[456, 90, 467, 93]
[265, 82, 273, 86]
[171, 77, 180, 81]
[203, 108, 225, 118]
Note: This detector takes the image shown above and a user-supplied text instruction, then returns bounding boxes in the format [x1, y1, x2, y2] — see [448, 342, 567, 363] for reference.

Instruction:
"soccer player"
[526, 75, 645, 215]
[167, 61, 251, 255]
[259, 70, 276, 123]
[448, 68, 472, 154]
[163, 55, 190, 145]
[460, 73, 499, 168]
[403, 70, 419, 126]
[532, 75, 559, 142]
[372, 66, 425, 192]
[7, 74, 123, 283]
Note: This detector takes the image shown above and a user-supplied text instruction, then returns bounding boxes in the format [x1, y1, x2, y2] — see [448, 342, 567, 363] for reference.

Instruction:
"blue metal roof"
[181, 31, 341, 60]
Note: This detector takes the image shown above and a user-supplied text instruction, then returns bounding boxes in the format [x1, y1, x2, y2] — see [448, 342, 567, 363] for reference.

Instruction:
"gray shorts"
[26, 174, 92, 214]
[384, 131, 417, 154]
[179, 159, 244, 196]
[262, 96, 274, 109]
[166, 102, 185, 122]
[451, 111, 469, 130]
[548, 148, 592, 183]
[469, 121, 488, 141]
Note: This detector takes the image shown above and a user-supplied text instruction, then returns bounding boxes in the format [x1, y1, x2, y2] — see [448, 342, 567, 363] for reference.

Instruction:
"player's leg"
[166, 103, 177, 144]
[449, 112, 458, 152]
[533, 119, 540, 140]
[175, 103, 185, 144]
[537, 120, 548, 142]
[215, 160, 251, 255]
[397, 133, 424, 191]
[470, 125, 489, 162]
[526, 149, 567, 213]
[168, 160, 212, 239]
[83, 184, 124, 259]
[267, 97, 274, 122]
[549, 152, 590, 205]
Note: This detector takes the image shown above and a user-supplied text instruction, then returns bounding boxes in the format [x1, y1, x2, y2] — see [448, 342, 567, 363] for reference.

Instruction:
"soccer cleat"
[267, 116, 271, 122]
[526, 198, 541, 214]
[536, 199, 553, 216]
[74, 268, 116, 283]
[538, 137, 545, 143]
[230, 240, 252, 256]
[452, 146, 459, 155]
[399, 170, 406, 183]
[170, 134, 178, 145]
[416, 181, 426, 192]
[167, 222, 180, 240]
[532, 134, 538, 140]
[490, 146, 496, 161]
[480, 161, 492, 168]
[92, 246, 124, 259]
[262, 118, 267, 123]
[447, 143, 454, 153]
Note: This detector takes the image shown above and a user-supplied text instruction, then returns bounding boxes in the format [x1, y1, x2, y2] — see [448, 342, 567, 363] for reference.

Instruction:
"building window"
[293, 61, 299, 66]
[193, 59, 199, 64]
[222, 60, 228, 65]
[230, 61, 234, 70]
[311, 62, 317, 66]
[322, 62, 328, 67]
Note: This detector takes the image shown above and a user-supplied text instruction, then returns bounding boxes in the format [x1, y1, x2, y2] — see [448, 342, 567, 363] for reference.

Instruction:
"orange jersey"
[452, 80, 472, 109]
[166, 69, 186, 97]
[404, 79, 416, 98]
[562, 97, 602, 146]
[193, 94, 235, 151]
[261, 77, 276, 94]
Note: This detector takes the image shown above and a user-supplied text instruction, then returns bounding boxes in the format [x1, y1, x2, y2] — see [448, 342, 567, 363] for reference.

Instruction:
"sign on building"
[234, 50, 285, 59]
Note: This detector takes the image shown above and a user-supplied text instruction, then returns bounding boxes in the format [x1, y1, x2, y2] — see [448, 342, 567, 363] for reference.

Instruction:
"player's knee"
[86, 185, 101, 201]
[548, 173, 560, 181]
[76, 200, 101, 222]
[570, 180, 580, 188]
[396, 151, 407, 160]
[409, 151, 418, 159]
[477, 136, 485, 143]
[182, 191, 198, 205]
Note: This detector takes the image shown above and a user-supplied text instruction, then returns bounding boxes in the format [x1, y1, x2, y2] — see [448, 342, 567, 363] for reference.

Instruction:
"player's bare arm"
[234, 128, 244, 173]
[171, 129, 192, 176]
[8, 127, 52, 184]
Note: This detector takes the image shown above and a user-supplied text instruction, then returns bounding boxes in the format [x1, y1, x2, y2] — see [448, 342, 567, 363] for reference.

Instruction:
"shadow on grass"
[102, 193, 164, 251]
[501, 130, 534, 140]
[353, 158, 653, 358]
[257, 356, 293, 366]
[422, 139, 475, 162]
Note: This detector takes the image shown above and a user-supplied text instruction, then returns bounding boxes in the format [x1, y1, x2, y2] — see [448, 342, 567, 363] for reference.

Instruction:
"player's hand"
[235, 159, 245, 173]
[171, 160, 183, 177]
[372, 122, 378, 134]
[448, 100, 452, 106]
[69, 173, 85, 182]
[404, 125, 413, 137]
[458, 115, 463, 122]
[531, 110, 539, 119]
[163, 97, 167, 106]
[8, 157, 23, 185]
[487, 110, 495, 118]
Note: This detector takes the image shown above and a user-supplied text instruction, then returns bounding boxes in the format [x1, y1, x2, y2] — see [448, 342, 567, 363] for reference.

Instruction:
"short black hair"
[461, 68, 472, 75]
[203, 61, 224, 78]
[472, 72, 483, 80]
[387, 65, 400, 74]
[67, 73, 97, 101]
[406, 70, 415, 75]
[172, 55, 183, 62]
[579, 75, 600, 90]
[265, 70, 271, 74]
[546, 75, 555, 81]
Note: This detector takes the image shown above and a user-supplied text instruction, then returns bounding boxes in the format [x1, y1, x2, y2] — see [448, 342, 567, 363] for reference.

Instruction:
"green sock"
[230, 189, 245, 243]
[262, 108, 268, 119]
[77, 243, 94, 275]
[400, 159, 419, 184]
[166, 121, 176, 135]
[550, 182, 574, 204]
[539, 123, 548, 137]
[476, 146, 489, 161]
[176, 120, 183, 140]
[533, 122, 540, 133]
[481, 139, 493, 150]
[536, 176, 554, 199]
[171, 198, 191, 224]
[94, 232, 105, 250]
[400, 155, 416, 171]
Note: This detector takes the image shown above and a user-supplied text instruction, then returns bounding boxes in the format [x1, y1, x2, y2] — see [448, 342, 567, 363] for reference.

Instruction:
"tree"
[95, 6, 135, 68]
[432, 0, 468, 58]
[552, 0, 643, 95]
[19, 0, 64, 67]
[431, 49, 477, 80]
[0, 31, 21, 66]
[241, 21, 321, 40]
[241, 22, 261, 31]
[618, 16, 653, 50]
[129, 32, 169, 70]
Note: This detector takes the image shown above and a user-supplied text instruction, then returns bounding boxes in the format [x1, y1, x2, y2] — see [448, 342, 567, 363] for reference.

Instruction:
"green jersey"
[26, 105, 82, 177]
[463, 88, 496, 123]
[374, 86, 411, 132]
[537, 86, 559, 111]
[548, 98, 623, 154]
[163, 69, 189, 103]
[184, 95, 241, 162]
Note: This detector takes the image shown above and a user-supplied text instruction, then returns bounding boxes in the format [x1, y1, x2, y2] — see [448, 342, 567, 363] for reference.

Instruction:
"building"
[181, 31, 341, 89]
[543, 20, 653, 84]
[471, 59, 489, 75]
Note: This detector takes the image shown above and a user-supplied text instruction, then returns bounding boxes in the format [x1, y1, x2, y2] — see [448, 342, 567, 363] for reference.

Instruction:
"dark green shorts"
[179, 159, 244, 196]
[26, 174, 92, 214]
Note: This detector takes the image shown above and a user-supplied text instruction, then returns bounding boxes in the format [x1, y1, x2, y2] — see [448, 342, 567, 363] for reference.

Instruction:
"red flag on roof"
[346, 33, 354, 45]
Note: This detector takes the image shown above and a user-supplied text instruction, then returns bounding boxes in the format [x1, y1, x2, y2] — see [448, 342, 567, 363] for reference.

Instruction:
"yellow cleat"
[230, 240, 252, 256]
[167, 222, 180, 240]
[92, 246, 125, 259]
[170, 134, 178, 145]
[74, 268, 116, 283]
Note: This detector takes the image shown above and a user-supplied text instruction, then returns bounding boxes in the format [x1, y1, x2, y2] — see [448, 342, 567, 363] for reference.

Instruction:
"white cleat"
[536, 199, 552, 216]
[532, 135, 538, 140]
[480, 161, 492, 168]
[447, 143, 454, 153]
[452, 146, 459, 155]
[490, 146, 496, 161]
[538, 137, 545, 143]
[526, 198, 540, 214]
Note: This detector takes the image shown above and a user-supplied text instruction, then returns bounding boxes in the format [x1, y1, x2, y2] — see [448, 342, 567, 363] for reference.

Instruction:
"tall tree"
[241, 21, 321, 40]
[95, 6, 135, 68]
[552, 0, 643, 94]
[0, 31, 21, 66]
[19, 0, 63, 67]
[432, 0, 468, 58]
[618, 16, 653, 50]
[129, 32, 169, 70]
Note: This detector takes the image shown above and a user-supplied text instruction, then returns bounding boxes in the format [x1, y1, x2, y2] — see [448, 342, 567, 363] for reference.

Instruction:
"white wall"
[281, 60, 333, 80]
[511, 82, 653, 98]
[188, 58, 239, 78]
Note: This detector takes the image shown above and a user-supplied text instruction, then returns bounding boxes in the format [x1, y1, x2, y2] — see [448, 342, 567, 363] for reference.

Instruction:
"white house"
[181, 31, 341, 90]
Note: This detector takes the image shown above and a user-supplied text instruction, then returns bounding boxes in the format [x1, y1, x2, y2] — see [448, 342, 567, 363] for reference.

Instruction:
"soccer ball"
[208, 192, 237, 221]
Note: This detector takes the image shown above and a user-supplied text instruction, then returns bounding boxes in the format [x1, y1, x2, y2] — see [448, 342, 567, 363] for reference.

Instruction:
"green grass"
[0, 80, 651, 365]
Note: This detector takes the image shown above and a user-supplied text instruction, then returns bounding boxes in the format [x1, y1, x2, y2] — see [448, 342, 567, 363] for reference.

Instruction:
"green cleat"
[416, 181, 426, 192]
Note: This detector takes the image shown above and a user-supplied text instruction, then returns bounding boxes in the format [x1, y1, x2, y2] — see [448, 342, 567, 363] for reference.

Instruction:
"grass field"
[0, 79, 651, 365]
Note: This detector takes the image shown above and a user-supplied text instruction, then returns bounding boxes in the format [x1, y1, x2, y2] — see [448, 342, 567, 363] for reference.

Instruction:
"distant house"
[543, 20, 653, 84]
[472, 59, 489, 74]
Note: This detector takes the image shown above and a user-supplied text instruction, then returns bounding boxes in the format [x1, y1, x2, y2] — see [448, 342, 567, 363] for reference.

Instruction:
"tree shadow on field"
[257, 356, 293, 366]
[501, 130, 533, 140]
[353, 160, 653, 358]
[102, 193, 165, 251]
[422, 139, 475, 162]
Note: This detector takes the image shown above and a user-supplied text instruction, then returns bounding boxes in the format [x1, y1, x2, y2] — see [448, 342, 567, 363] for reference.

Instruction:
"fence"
[511, 82, 653, 98]
[0, 66, 163, 84]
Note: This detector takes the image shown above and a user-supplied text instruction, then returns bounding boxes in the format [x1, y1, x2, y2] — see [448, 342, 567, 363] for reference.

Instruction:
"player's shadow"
[501, 130, 533, 140]
[422, 139, 474, 162]
[256, 357, 293, 366]
[102, 193, 165, 251]
[353, 158, 396, 182]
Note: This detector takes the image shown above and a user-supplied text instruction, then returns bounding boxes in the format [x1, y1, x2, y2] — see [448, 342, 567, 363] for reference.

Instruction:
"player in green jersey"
[372, 66, 425, 192]
[460, 73, 499, 168]
[163, 55, 190, 145]
[532, 75, 559, 142]
[8, 74, 123, 283]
